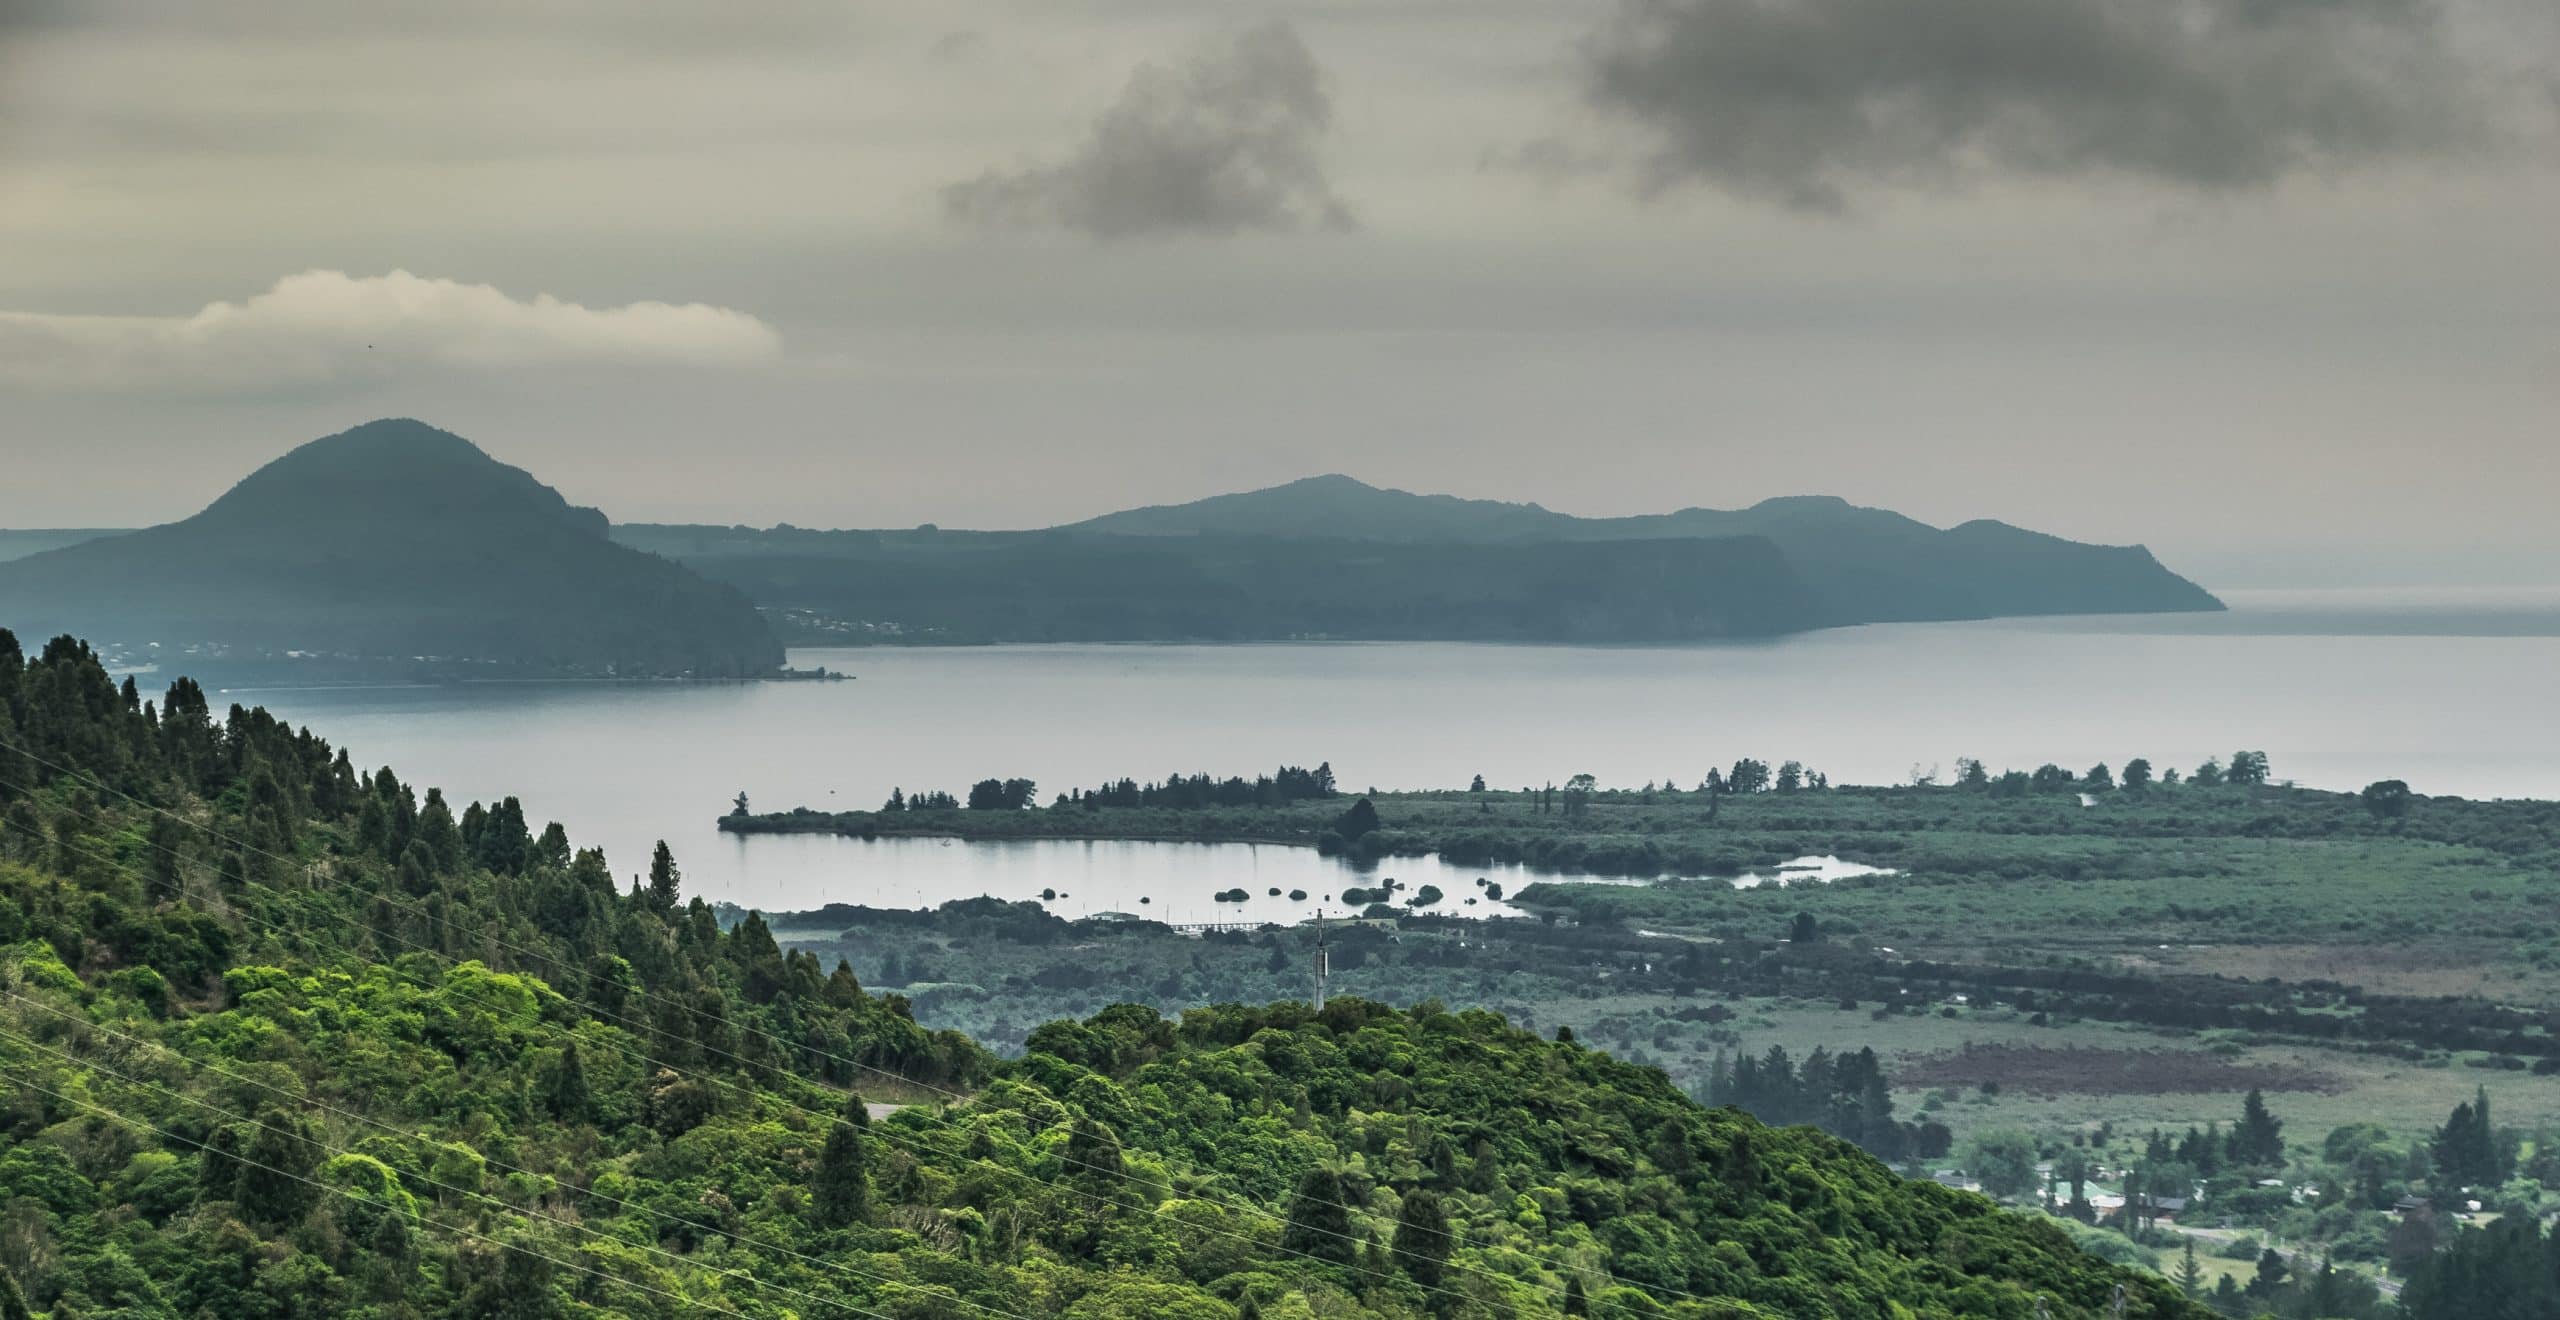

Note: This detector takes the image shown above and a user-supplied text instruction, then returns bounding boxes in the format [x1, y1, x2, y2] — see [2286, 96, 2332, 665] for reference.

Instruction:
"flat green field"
[755, 768, 2560, 1278]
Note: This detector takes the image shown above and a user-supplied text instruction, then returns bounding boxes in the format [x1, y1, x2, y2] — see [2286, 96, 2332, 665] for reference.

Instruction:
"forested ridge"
[0, 628, 2201, 1317]
[0, 420, 782, 681]
[613, 476, 2220, 645]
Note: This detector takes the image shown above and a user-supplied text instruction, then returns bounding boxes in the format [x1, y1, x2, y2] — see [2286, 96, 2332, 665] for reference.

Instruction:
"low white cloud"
[0, 269, 782, 390]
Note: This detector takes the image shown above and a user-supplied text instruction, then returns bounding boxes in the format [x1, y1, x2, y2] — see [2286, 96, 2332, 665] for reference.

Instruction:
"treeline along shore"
[718, 753, 2528, 889]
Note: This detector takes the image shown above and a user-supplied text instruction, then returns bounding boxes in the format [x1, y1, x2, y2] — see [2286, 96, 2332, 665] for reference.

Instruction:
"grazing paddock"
[1895, 1043, 2345, 1097]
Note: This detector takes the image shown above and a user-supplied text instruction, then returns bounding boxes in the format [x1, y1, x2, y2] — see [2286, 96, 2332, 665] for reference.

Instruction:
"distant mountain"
[618, 475, 2218, 644]
[1062, 477, 2223, 626]
[627, 528, 1823, 644]
[1069, 473, 1581, 542]
[0, 529, 124, 564]
[0, 419, 782, 679]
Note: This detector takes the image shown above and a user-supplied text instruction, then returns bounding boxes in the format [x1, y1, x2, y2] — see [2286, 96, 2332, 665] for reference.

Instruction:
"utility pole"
[1312, 910, 1330, 1011]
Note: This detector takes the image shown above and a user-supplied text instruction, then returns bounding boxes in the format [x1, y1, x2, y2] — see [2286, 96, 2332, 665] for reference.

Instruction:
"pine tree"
[2234, 1088, 2284, 1166]
[1720, 1130, 1762, 1205]
[1467, 1139, 1501, 1195]
[1392, 1188, 1452, 1287]
[2432, 1087, 2509, 1192]
[1564, 1274, 1590, 1316]
[645, 840, 682, 913]
[549, 1042, 590, 1122]
[825, 959, 864, 1007]
[1065, 1116, 1125, 1184]
[235, 1114, 320, 1227]
[2178, 1238, 2203, 1296]
[812, 1099, 871, 1228]
[2248, 1248, 2287, 1297]
[1281, 1168, 1358, 1265]
[416, 788, 462, 873]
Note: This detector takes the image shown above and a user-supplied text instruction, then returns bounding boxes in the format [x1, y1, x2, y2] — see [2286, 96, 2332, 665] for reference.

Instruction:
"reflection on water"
[233, 591, 2560, 912]
[1727, 854, 1898, 890]
[735, 840, 1883, 925]
[733, 835, 1661, 924]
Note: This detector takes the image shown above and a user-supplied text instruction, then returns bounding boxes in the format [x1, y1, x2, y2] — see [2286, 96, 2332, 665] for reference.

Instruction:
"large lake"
[227, 588, 2560, 917]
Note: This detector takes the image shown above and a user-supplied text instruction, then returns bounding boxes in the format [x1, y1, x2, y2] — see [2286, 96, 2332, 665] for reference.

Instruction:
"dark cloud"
[927, 29, 986, 64]
[1580, 0, 2517, 209]
[943, 21, 1355, 239]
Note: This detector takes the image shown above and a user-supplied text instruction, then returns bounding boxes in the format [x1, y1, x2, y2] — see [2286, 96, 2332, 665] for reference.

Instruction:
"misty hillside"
[1067, 473, 1585, 542]
[0, 419, 782, 680]
[618, 474, 2219, 643]
[0, 529, 125, 564]
[650, 531, 1824, 644]
[1062, 477, 2224, 626]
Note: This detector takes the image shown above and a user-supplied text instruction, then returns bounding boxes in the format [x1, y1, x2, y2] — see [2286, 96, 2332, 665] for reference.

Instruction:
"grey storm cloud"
[943, 21, 1355, 239]
[1580, 0, 2523, 209]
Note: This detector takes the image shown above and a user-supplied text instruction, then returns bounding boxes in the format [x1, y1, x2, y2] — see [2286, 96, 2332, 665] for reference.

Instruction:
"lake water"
[227, 588, 2560, 916]
[737, 836, 1615, 925]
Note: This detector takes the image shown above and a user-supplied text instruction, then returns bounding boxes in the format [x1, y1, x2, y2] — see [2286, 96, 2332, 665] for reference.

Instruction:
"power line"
[8, 736, 1425, 1233]
[0, 988, 1028, 1320]
[9, 792, 1544, 1310]
[10, 749, 1695, 1306]
[0, 1069, 761, 1318]
[0, 1023, 877, 1316]
[1, 741, 1716, 1308]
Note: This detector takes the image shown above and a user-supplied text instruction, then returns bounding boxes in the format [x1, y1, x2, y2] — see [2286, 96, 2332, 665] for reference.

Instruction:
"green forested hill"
[0, 420, 782, 680]
[616, 476, 2219, 644]
[654, 532, 1824, 644]
[1067, 480, 2225, 626]
[0, 629, 2201, 1317]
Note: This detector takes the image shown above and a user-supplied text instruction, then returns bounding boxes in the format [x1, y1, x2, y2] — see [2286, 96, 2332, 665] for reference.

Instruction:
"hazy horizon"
[5, 2, 2555, 584]
[0, 441, 2546, 591]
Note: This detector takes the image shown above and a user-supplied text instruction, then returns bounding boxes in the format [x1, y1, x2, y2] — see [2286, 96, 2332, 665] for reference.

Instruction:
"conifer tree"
[1393, 1188, 1452, 1287]
[549, 1042, 591, 1122]
[813, 1099, 871, 1228]
[646, 839, 682, 913]
[236, 1115, 320, 1227]
[1066, 1116, 1124, 1183]
[2232, 1088, 2284, 1166]
[416, 788, 462, 873]
[1281, 1168, 1358, 1265]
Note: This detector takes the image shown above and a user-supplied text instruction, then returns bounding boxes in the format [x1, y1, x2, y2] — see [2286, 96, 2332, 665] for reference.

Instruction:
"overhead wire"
[1, 735, 1722, 1307]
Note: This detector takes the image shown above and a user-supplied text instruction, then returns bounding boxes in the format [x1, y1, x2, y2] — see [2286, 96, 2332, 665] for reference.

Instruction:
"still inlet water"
[229, 589, 2560, 917]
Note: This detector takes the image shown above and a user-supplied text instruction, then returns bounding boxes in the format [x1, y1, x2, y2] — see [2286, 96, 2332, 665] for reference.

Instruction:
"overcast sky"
[2, 0, 2554, 583]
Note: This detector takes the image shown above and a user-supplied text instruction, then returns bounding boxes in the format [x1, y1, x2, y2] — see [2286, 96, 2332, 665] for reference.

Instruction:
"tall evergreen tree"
[1392, 1188, 1452, 1287]
[645, 839, 682, 913]
[548, 1042, 591, 1123]
[416, 788, 463, 873]
[1281, 1168, 1358, 1265]
[235, 1114, 320, 1227]
[812, 1099, 871, 1228]
[2431, 1087, 2509, 1192]
[2232, 1089, 2284, 1166]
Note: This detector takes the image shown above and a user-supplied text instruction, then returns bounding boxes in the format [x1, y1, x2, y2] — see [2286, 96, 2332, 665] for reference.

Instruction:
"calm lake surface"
[230, 588, 2560, 916]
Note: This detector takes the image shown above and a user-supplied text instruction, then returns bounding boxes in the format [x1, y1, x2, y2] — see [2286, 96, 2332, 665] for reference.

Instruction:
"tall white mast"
[1312, 909, 1330, 1011]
